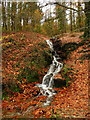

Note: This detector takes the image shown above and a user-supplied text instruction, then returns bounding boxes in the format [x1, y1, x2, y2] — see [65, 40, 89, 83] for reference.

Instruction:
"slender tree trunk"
[7, 2, 11, 32]
[72, 3, 76, 30]
[77, 2, 82, 31]
[23, 3, 27, 27]
[11, 2, 17, 31]
[62, 2, 66, 33]
[72, 11, 76, 30]
[18, 2, 22, 31]
[84, 1, 90, 38]
[70, 2, 73, 32]
[2, 2, 7, 31]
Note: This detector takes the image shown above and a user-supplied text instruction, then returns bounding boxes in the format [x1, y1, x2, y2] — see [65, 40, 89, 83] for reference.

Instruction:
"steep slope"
[2, 32, 89, 118]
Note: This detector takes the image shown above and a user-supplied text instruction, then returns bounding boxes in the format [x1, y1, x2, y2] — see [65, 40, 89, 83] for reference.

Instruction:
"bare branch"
[40, 2, 84, 12]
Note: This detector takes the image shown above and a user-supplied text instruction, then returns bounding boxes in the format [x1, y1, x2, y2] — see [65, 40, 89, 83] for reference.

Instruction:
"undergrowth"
[61, 64, 74, 87]
[2, 37, 52, 98]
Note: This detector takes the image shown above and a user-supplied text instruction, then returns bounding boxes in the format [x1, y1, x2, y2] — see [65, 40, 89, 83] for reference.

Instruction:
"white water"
[35, 39, 63, 105]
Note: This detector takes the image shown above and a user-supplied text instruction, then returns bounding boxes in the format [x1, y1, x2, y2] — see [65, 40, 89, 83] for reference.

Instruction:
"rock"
[54, 79, 66, 88]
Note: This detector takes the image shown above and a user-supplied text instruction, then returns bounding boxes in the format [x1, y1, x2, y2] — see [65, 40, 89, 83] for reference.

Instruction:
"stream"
[35, 38, 63, 105]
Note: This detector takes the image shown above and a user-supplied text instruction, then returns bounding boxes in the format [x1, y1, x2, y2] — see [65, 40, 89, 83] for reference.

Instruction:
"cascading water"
[35, 38, 63, 105]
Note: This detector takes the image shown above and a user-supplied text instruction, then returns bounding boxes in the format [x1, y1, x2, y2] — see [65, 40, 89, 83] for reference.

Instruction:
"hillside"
[2, 32, 89, 119]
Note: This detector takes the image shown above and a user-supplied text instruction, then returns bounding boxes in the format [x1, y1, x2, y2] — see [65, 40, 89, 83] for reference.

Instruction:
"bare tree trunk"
[2, 2, 7, 31]
[11, 2, 17, 31]
[77, 2, 82, 31]
[70, 2, 73, 32]
[18, 2, 22, 31]
[72, 7, 76, 30]
[84, 2, 90, 38]
[7, 2, 11, 32]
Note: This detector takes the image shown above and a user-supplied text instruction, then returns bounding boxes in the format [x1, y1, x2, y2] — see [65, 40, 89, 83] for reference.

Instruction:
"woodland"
[1, 1, 90, 119]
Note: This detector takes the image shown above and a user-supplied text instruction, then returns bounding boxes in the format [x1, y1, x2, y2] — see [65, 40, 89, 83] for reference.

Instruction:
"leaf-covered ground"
[2, 32, 89, 119]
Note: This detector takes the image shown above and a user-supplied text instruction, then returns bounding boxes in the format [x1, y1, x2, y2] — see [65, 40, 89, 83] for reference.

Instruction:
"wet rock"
[54, 79, 66, 88]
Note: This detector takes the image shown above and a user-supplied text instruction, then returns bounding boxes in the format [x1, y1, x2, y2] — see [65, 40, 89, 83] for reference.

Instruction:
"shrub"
[61, 64, 74, 86]
[17, 67, 39, 83]
[16, 41, 52, 83]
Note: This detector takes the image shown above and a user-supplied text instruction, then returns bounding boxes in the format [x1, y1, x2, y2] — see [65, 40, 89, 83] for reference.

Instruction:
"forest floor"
[2, 32, 89, 119]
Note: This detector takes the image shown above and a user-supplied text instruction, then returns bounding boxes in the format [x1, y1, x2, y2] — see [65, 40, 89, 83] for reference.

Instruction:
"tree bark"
[11, 2, 17, 31]
[77, 2, 82, 31]
[18, 2, 22, 31]
[2, 2, 7, 31]
[84, 1, 90, 38]
[7, 2, 11, 32]
[70, 2, 73, 32]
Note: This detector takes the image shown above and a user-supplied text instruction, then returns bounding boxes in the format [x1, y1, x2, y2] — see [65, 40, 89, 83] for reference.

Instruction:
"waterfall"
[35, 38, 63, 105]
